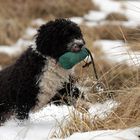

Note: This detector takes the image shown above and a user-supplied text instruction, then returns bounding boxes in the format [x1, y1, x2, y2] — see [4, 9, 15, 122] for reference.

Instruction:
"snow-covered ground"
[52, 128, 140, 140]
[0, 0, 140, 140]
[0, 100, 123, 140]
[0, 101, 139, 140]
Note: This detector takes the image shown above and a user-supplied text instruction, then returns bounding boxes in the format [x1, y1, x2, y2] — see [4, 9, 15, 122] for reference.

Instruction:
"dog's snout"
[77, 43, 84, 49]
[68, 39, 85, 52]
[72, 43, 84, 52]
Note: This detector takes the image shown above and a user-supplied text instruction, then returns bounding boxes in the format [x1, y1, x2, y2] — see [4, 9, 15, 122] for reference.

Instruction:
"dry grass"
[53, 92, 139, 138]
[104, 88, 140, 129]
[80, 24, 140, 43]
[94, 24, 140, 41]
[53, 87, 140, 138]
[102, 64, 140, 90]
[53, 110, 99, 138]
[0, 0, 97, 45]
[52, 44, 140, 137]
[0, 0, 139, 46]
[106, 12, 128, 21]
[127, 42, 140, 52]
[0, 52, 17, 68]
[80, 25, 98, 46]
[0, 0, 97, 19]
[55, 22, 140, 138]
[0, 18, 29, 45]
[81, 24, 140, 54]
[74, 45, 140, 90]
[53, 48, 140, 138]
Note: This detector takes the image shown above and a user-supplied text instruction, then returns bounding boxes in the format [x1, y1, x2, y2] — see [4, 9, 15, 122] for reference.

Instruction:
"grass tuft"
[106, 12, 128, 21]
[0, 18, 29, 45]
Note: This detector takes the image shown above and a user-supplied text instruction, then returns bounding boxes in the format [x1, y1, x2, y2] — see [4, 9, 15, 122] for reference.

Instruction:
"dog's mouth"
[68, 39, 85, 53]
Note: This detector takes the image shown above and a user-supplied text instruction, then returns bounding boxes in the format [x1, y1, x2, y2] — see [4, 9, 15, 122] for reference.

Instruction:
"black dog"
[0, 19, 85, 122]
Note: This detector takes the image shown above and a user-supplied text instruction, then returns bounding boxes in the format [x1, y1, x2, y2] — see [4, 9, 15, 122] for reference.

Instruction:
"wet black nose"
[78, 43, 84, 49]
[71, 43, 84, 52]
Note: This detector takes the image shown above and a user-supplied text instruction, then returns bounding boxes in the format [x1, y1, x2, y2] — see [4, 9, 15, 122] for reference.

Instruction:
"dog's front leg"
[15, 104, 30, 120]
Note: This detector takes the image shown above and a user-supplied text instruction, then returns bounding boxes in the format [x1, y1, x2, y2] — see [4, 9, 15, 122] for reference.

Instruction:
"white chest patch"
[33, 58, 71, 111]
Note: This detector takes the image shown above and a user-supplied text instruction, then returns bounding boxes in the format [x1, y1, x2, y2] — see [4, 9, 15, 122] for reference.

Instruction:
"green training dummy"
[59, 48, 89, 69]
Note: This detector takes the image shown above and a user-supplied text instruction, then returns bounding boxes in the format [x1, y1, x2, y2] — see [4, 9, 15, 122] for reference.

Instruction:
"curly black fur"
[0, 19, 84, 123]
[0, 48, 46, 120]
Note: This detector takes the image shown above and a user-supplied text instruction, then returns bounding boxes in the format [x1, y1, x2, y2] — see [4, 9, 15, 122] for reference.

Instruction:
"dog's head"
[35, 19, 85, 60]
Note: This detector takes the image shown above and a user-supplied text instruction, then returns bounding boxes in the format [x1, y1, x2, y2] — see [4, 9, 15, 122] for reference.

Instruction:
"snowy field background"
[0, 0, 140, 140]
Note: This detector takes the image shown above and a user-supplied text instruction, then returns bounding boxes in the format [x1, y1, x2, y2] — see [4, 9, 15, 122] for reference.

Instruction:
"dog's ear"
[35, 23, 53, 55]
[35, 21, 66, 59]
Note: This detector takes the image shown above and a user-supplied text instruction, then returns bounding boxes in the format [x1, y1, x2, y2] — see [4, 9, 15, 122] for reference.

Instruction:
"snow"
[89, 0, 140, 27]
[69, 17, 83, 25]
[31, 18, 46, 26]
[24, 27, 37, 39]
[84, 11, 107, 22]
[93, 0, 124, 13]
[0, 101, 139, 140]
[0, 26, 35, 57]
[124, 1, 140, 21]
[122, 20, 140, 28]
[0, 100, 121, 140]
[89, 100, 118, 119]
[52, 128, 140, 140]
[84, 21, 97, 27]
[93, 40, 140, 66]
[0, 105, 73, 140]
[98, 20, 139, 28]
[0, 39, 32, 56]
